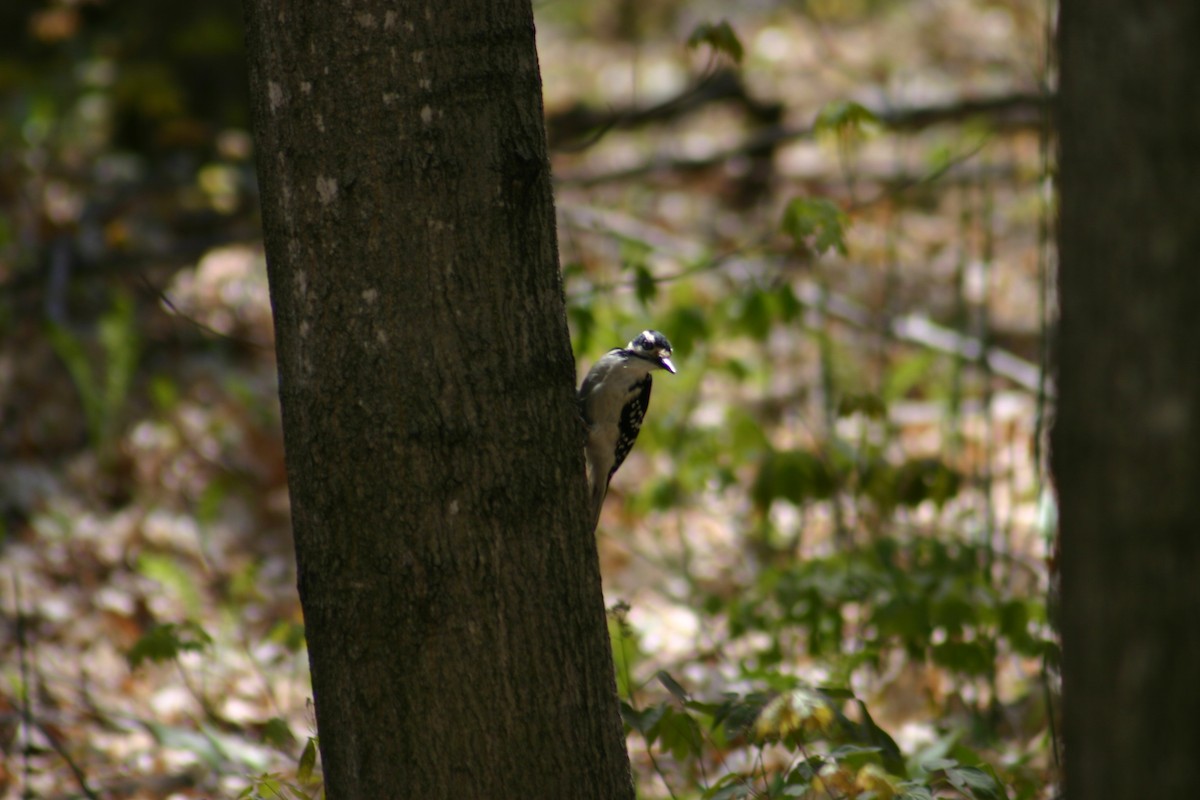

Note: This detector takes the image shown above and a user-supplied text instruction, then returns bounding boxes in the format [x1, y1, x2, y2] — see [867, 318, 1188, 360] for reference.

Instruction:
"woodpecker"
[579, 330, 676, 530]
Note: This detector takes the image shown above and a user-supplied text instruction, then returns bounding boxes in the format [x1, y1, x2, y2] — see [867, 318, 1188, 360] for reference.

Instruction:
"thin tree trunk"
[242, 1, 635, 796]
[1055, 2, 1200, 797]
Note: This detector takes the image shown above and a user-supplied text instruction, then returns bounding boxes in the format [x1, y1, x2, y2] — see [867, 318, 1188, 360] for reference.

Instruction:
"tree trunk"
[1055, 2, 1200, 797]
[242, 1, 634, 797]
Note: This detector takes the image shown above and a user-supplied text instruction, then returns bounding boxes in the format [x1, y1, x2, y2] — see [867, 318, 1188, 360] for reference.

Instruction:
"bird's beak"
[659, 355, 677, 374]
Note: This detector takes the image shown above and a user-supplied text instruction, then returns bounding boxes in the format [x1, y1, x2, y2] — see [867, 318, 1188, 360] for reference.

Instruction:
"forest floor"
[0, 0, 1055, 797]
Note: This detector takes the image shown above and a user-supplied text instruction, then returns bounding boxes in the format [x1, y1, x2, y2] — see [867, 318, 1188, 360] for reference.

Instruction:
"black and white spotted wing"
[610, 375, 652, 481]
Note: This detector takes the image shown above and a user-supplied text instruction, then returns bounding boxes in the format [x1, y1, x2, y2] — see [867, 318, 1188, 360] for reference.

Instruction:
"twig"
[13, 574, 102, 800]
[32, 719, 102, 800]
[888, 312, 1046, 394]
[610, 604, 682, 800]
[547, 68, 777, 149]
[813, 282, 850, 547]
[14, 574, 33, 798]
[135, 271, 271, 351]
[849, 136, 992, 213]
[561, 204, 1047, 393]
[558, 91, 1048, 186]
[1035, 0, 1063, 779]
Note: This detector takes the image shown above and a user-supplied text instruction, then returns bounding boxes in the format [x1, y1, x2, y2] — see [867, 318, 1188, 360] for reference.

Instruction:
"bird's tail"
[586, 458, 609, 533]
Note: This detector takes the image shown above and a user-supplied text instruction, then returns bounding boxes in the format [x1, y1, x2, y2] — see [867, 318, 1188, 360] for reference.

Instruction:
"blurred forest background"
[0, 0, 1056, 797]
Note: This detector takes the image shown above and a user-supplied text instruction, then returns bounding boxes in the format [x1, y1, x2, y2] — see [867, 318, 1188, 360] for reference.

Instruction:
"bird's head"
[626, 330, 677, 374]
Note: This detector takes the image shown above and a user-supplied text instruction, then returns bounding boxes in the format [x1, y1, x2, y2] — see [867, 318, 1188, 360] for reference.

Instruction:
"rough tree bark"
[1055, 2, 1200, 797]
[242, 1, 634, 796]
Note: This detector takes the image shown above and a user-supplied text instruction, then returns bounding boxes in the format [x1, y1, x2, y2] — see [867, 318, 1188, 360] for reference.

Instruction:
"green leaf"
[198, 723, 273, 772]
[127, 621, 213, 669]
[645, 476, 682, 510]
[893, 458, 961, 508]
[149, 374, 180, 411]
[618, 701, 641, 732]
[649, 705, 704, 760]
[944, 765, 1008, 800]
[851, 699, 905, 775]
[931, 640, 994, 677]
[657, 670, 690, 703]
[774, 283, 804, 322]
[711, 693, 768, 739]
[734, 288, 773, 341]
[752, 449, 837, 512]
[261, 717, 293, 749]
[781, 197, 849, 256]
[704, 772, 755, 800]
[267, 619, 307, 652]
[142, 720, 271, 772]
[634, 264, 657, 306]
[883, 350, 938, 401]
[704, 773, 755, 800]
[999, 599, 1048, 656]
[137, 552, 204, 617]
[779, 450, 837, 504]
[908, 731, 960, 778]
[99, 292, 140, 437]
[829, 743, 883, 760]
[756, 688, 833, 739]
[935, 587, 980, 628]
[618, 234, 656, 307]
[46, 321, 102, 444]
[814, 99, 882, 139]
[837, 392, 887, 419]
[238, 773, 290, 800]
[621, 701, 667, 736]
[718, 355, 751, 381]
[609, 615, 643, 698]
[45, 291, 141, 453]
[872, 594, 930, 645]
[198, 478, 231, 526]
[297, 737, 319, 783]
[660, 304, 708, 356]
[568, 305, 595, 354]
[729, 409, 770, 454]
[686, 20, 744, 64]
[619, 235, 652, 272]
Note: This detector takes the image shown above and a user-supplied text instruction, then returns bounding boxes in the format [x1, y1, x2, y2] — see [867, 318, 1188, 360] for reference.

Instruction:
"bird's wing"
[610, 375, 652, 477]
[578, 350, 620, 422]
